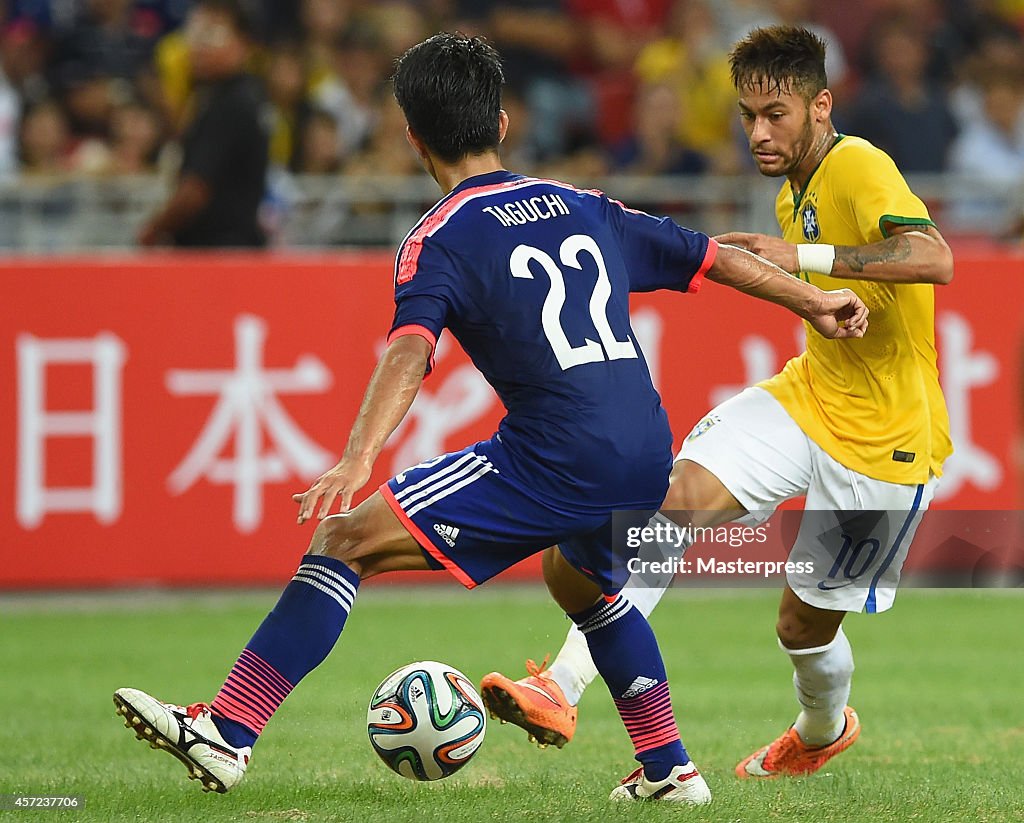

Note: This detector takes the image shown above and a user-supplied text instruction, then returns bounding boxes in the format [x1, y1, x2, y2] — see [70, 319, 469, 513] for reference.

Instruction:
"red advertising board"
[2, 249, 1022, 588]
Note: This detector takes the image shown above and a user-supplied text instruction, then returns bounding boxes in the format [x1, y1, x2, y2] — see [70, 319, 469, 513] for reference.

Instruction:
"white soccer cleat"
[609, 761, 712, 804]
[113, 687, 250, 793]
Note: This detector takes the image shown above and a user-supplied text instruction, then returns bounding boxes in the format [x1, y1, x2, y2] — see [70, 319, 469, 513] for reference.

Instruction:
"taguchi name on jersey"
[482, 194, 571, 227]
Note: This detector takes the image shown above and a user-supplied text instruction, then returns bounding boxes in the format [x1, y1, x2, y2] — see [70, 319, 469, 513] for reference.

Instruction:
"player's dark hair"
[393, 33, 504, 164]
[729, 26, 827, 100]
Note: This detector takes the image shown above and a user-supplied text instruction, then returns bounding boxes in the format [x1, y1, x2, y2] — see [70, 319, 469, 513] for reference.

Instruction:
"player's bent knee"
[777, 616, 814, 650]
[308, 513, 357, 555]
[307, 514, 376, 575]
[664, 460, 745, 527]
[776, 613, 840, 650]
[352, 553, 418, 581]
[307, 509, 435, 581]
[542, 547, 601, 615]
[776, 587, 845, 649]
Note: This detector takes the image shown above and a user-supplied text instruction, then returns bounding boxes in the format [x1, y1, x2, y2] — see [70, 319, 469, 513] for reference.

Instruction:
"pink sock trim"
[613, 681, 682, 755]
[210, 649, 295, 736]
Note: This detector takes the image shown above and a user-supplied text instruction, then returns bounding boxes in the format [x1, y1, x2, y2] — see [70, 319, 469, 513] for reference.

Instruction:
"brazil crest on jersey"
[389, 170, 717, 510]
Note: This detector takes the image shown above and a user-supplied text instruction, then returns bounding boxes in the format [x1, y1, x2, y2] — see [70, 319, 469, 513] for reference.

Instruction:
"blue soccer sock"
[209, 554, 359, 748]
[569, 594, 688, 781]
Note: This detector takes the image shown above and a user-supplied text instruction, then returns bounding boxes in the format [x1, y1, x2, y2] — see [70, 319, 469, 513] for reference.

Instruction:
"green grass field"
[2, 585, 1021, 822]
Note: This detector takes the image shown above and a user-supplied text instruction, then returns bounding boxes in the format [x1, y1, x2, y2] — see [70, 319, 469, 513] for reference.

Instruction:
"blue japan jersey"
[389, 170, 717, 511]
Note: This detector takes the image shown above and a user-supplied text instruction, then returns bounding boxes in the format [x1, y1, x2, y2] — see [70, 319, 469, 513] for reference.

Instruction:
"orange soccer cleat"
[736, 706, 861, 778]
[479, 657, 577, 748]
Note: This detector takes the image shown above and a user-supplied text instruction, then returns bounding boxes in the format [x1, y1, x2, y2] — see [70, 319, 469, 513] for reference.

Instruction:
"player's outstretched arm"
[708, 243, 869, 339]
[715, 224, 954, 285]
[293, 334, 432, 523]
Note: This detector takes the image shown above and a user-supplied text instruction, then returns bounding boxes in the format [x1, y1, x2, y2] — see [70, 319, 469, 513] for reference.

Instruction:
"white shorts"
[678, 387, 937, 613]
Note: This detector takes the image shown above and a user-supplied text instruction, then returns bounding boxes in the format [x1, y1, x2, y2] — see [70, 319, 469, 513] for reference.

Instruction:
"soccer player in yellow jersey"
[481, 25, 954, 779]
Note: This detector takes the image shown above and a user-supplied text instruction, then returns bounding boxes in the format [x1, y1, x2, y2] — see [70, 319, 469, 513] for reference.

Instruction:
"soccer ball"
[367, 660, 486, 781]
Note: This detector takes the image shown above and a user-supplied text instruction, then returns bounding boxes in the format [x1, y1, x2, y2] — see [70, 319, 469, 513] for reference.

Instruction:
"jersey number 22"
[510, 234, 638, 371]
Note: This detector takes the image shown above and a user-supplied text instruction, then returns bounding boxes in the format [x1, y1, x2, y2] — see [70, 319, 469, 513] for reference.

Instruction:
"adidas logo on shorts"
[433, 523, 460, 547]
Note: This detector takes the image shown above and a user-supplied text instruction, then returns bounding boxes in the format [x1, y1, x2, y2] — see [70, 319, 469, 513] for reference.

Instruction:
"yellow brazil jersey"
[758, 135, 952, 484]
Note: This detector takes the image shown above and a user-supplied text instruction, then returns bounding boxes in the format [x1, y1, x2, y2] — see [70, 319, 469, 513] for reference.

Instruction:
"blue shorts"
[379, 438, 660, 593]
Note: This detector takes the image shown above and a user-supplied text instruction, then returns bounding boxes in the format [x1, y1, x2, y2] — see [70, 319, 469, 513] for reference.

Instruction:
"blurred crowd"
[2, 0, 1024, 229]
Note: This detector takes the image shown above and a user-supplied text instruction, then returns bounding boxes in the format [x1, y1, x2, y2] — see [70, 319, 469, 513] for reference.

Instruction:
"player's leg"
[777, 584, 856, 742]
[735, 590, 860, 778]
[543, 462, 744, 708]
[737, 451, 937, 779]
[491, 387, 810, 746]
[376, 438, 707, 800]
[542, 546, 711, 805]
[113, 490, 432, 792]
[475, 544, 582, 749]
[204, 492, 428, 739]
[735, 583, 860, 778]
[116, 438, 566, 790]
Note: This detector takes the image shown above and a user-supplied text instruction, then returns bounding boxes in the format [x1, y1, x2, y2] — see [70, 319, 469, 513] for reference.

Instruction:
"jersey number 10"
[510, 234, 638, 371]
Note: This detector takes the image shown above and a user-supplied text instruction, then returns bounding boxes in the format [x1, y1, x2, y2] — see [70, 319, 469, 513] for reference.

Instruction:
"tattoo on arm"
[835, 235, 913, 272]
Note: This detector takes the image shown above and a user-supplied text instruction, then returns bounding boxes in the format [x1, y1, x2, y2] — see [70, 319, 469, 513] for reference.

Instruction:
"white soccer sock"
[545, 623, 598, 707]
[785, 626, 855, 746]
[546, 513, 689, 706]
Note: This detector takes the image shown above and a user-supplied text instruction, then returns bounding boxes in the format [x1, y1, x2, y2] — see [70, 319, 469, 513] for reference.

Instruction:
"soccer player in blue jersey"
[113, 33, 867, 804]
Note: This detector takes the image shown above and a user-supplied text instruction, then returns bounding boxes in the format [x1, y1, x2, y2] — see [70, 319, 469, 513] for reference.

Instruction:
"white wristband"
[797, 243, 836, 274]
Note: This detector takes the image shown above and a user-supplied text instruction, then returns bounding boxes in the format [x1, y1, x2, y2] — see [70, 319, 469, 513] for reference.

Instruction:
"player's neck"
[430, 151, 506, 195]
[788, 126, 838, 196]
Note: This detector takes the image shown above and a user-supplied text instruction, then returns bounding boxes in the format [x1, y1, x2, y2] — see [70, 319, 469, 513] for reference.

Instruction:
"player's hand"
[807, 288, 869, 339]
[292, 457, 373, 524]
[715, 232, 798, 273]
